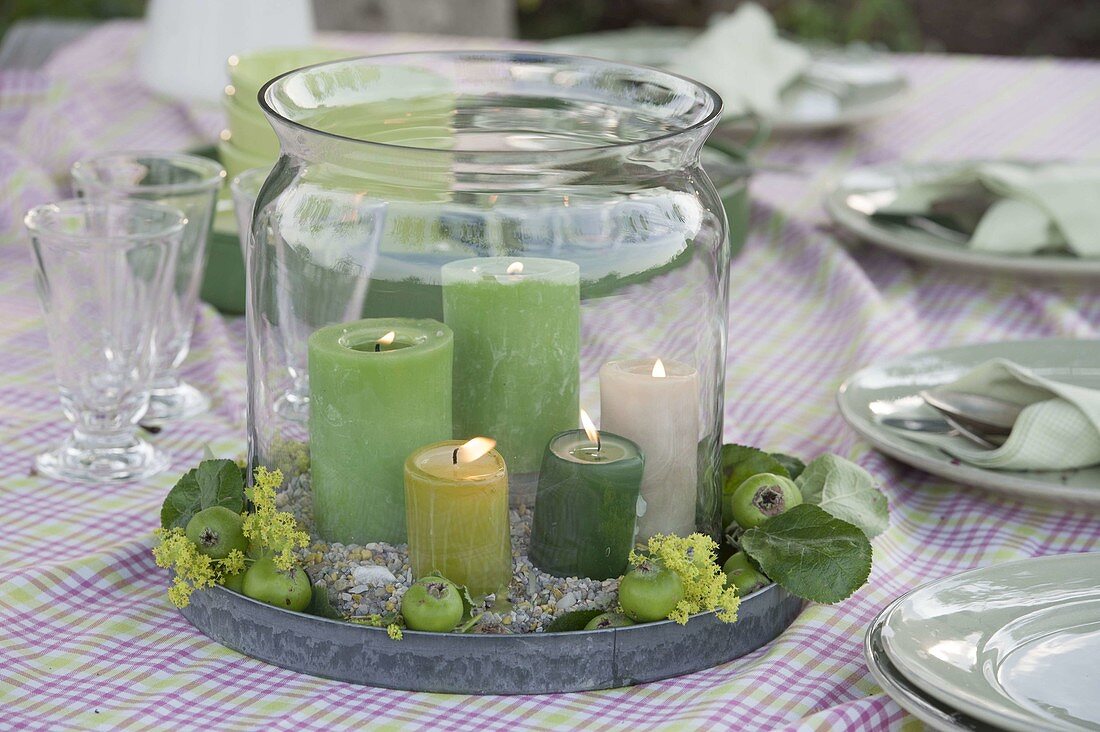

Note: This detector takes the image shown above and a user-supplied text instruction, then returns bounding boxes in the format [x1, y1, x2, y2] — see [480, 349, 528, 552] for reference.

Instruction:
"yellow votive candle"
[404, 439, 511, 597]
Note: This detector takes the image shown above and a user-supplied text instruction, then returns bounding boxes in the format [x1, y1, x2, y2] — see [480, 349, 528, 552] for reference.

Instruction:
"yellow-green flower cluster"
[153, 465, 310, 608]
[153, 528, 244, 608]
[242, 467, 310, 571]
[630, 533, 741, 625]
[346, 613, 403, 641]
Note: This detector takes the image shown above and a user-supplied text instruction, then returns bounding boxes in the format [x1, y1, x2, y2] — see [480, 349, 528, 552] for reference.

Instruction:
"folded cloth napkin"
[886, 358, 1100, 471]
[670, 3, 810, 118]
[877, 162, 1100, 256]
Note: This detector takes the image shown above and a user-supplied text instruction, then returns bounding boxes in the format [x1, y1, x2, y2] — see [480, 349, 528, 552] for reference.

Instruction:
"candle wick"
[596, 434, 601, 453]
[375, 343, 381, 352]
[452, 447, 459, 465]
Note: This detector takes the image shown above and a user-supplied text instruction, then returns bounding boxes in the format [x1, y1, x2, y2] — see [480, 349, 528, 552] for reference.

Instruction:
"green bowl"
[228, 46, 351, 103]
[202, 227, 247, 315]
[190, 146, 246, 315]
[224, 95, 280, 159]
[192, 138, 754, 319]
[199, 190, 247, 315]
[217, 138, 272, 182]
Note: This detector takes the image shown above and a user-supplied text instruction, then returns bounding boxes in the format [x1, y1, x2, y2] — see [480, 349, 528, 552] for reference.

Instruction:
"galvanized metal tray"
[180, 583, 801, 694]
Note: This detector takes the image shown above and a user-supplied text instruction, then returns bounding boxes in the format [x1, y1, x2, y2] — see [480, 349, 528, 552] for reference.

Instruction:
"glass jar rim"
[24, 198, 188, 244]
[258, 50, 724, 157]
[71, 151, 226, 196]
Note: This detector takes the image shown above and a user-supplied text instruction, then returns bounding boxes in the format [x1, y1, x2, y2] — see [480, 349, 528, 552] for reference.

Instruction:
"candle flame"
[580, 408, 600, 447]
[378, 331, 396, 346]
[652, 358, 666, 378]
[455, 436, 496, 464]
[506, 261, 524, 275]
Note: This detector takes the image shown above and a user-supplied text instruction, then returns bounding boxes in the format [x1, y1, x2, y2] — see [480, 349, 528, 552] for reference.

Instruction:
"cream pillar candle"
[599, 358, 698, 540]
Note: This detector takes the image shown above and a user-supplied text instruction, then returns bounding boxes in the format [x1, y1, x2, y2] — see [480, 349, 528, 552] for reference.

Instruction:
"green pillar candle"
[441, 257, 580, 484]
[528, 428, 645, 580]
[405, 438, 511, 597]
[308, 317, 453, 545]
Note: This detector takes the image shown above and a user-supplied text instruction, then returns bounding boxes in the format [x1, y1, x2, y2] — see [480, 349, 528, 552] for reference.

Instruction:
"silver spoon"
[919, 389, 1022, 437]
[879, 416, 955, 433]
[938, 414, 1003, 450]
[878, 416, 1002, 449]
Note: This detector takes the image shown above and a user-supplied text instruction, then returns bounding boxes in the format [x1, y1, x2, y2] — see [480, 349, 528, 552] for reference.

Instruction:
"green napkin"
[877, 162, 1100, 257]
[887, 358, 1100, 471]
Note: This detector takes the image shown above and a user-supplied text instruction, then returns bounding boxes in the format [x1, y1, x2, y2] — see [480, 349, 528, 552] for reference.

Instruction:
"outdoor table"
[0, 22, 1098, 730]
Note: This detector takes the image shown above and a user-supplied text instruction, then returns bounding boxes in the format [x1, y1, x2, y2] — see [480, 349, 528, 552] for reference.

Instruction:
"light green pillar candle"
[441, 257, 580, 481]
[308, 317, 453, 545]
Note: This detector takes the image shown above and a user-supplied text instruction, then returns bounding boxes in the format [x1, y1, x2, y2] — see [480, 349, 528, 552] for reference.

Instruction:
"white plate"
[836, 339, 1100, 507]
[879, 553, 1100, 732]
[825, 161, 1100, 278]
[865, 611, 996, 732]
[543, 29, 908, 133]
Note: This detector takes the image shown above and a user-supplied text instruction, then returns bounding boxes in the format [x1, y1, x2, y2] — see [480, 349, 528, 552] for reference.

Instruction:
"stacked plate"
[825, 161, 1100, 278]
[866, 553, 1100, 731]
[543, 28, 908, 134]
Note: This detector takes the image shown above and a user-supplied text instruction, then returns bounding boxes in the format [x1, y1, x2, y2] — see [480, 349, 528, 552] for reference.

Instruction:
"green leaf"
[722, 444, 790, 487]
[160, 468, 200, 530]
[545, 609, 604, 633]
[458, 584, 477, 621]
[771, 453, 806, 481]
[308, 587, 342, 620]
[159, 459, 246, 530]
[740, 504, 872, 604]
[196, 459, 245, 511]
[796, 454, 889, 538]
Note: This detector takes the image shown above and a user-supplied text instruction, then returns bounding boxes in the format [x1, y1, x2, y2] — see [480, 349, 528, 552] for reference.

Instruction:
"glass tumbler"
[72, 152, 226, 423]
[25, 199, 186, 482]
[230, 166, 271, 258]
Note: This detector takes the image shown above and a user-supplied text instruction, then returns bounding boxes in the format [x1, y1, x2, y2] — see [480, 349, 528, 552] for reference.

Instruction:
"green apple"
[727, 473, 802, 529]
[221, 568, 245, 593]
[401, 577, 464, 632]
[722, 552, 770, 595]
[185, 506, 247, 560]
[584, 612, 635, 630]
[618, 559, 684, 622]
[242, 556, 312, 611]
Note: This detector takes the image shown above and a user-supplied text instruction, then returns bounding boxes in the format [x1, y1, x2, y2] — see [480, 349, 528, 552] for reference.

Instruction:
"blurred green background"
[1, 0, 143, 39]
[3, 0, 1098, 57]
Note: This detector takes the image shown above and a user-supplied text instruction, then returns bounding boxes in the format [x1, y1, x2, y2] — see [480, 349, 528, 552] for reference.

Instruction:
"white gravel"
[281, 473, 619, 633]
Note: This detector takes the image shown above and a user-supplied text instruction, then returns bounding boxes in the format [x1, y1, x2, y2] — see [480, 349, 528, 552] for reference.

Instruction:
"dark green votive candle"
[528, 429, 645, 580]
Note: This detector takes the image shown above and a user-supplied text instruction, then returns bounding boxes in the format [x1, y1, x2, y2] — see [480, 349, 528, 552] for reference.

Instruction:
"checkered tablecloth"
[1, 21, 1099, 731]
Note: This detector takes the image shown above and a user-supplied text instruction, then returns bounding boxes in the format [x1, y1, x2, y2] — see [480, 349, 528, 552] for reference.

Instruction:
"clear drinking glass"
[230, 167, 271, 257]
[71, 152, 226, 423]
[25, 198, 186, 482]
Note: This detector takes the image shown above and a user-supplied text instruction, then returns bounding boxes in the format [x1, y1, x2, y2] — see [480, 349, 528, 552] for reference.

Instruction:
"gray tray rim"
[180, 581, 802, 694]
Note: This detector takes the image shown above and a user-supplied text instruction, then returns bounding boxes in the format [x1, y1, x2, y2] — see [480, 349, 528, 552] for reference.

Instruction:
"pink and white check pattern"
[1, 22, 1099, 731]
